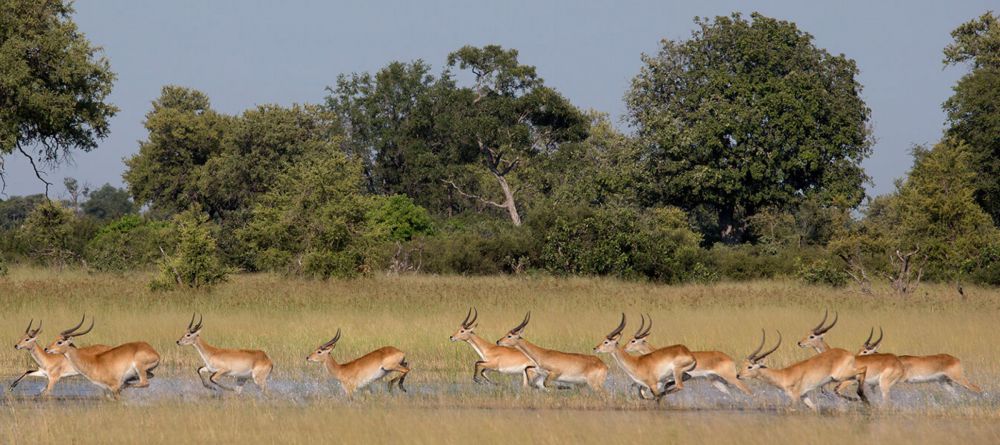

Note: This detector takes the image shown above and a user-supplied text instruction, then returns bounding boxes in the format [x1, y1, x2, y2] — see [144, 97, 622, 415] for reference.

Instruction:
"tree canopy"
[626, 12, 872, 242]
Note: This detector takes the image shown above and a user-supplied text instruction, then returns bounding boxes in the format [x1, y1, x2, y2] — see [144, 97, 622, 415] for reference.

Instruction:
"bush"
[84, 215, 174, 272]
[418, 219, 535, 275]
[796, 257, 849, 287]
[0, 254, 7, 277]
[366, 195, 434, 242]
[151, 207, 228, 290]
[703, 244, 826, 281]
[18, 201, 79, 267]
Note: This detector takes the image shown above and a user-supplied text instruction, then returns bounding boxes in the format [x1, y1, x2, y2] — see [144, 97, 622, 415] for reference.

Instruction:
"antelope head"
[624, 314, 654, 354]
[14, 319, 42, 350]
[496, 312, 530, 347]
[449, 307, 479, 342]
[857, 327, 884, 356]
[45, 315, 94, 355]
[594, 313, 626, 354]
[177, 313, 204, 346]
[797, 309, 837, 352]
[307, 328, 341, 362]
[737, 329, 781, 380]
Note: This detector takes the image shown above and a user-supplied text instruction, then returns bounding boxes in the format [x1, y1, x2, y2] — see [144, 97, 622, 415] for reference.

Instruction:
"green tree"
[366, 195, 434, 242]
[237, 148, 370, 278]
[151, 206, 227, 290]
[0, 0, 117, 193]
[442, 45, 588, 226]
[18, 200, 77, 267]
[82, 184, 135, 220]
[84, 214, 173, 272]
[943, 12, 1000, 223]
[626, 12, 872, 242]
[0, 194, 47, 230]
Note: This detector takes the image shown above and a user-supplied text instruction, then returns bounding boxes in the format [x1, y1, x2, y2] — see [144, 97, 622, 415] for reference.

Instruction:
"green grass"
[1, 266, 999, 444]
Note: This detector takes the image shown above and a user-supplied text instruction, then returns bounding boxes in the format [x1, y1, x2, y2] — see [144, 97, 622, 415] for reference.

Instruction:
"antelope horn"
[815, 312, 838, 335]
[864, 327, 874, 348]
[322, 328, 342, 349]
[748, 329, 766, 360]
[25, 318, 34, 334]
[606, 313, 626, 340]
[510, 311, 530, 334]
[468, 307, 478, 327]
[633, 314, 646, 339]
[872, 327, 884, 349]
[193, 314, 203, 332]
[757, 330, 782, 361]
[639, 313, 653, 338]
[461, 307, 472, 327]
[60, 314, 87, 336]
[811, 310, 829, 334]
[188, 312, 196, 331]
[68, 317, 95, 338]
[31, 320, 41, 336]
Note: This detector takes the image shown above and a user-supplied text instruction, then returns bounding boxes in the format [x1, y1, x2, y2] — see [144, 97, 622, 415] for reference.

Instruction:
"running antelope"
[857, 330, 981, 394]
[449, 308, 542, 388]
[11, 319, 111, 395]
[736, 330, 869, 411]
[624, 314, 750, 396]
[307, 328, 410, 397]
[593, 314, 696, 401]
[176, 314, 273, 393]
[796, 309, 839, 353]
[832, 327, 904, 403]
[496, 312, 608, 391]
[44, 316, 161, 399]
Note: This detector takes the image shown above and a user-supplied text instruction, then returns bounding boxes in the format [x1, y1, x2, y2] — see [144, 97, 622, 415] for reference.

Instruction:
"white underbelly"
[688, 370, 716, 379]
[356, 369, 388, 389]
[907, 373, 946, 383]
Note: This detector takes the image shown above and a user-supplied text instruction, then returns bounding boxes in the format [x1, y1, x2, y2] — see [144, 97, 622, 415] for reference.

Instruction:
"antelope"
[624, 314, 750, 396]
[307, 328, 410, 397]
[736, 330, 869, 411]
[857, 329, 981, 394]
[832, 327, 904, 403]
[10, 319, 111, 395]
[176, 314, 273, 393]
[44, 316, 161, 399]
[796, 309, 839, 353]
[593, 314, 696, 401]
[496, 312, 608, 391]
[449, 308, 542, 388]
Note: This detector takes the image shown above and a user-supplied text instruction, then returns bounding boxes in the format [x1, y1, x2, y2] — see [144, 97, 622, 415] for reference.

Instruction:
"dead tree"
[886, 248, 924, 295]
[837, 251, 873, 295]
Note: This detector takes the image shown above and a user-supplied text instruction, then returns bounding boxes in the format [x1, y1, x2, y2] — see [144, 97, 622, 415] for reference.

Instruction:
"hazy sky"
[2, 0, 993, 200]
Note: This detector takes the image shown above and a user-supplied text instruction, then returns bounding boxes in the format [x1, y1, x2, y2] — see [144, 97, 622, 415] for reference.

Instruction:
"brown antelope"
[736, 330, 869, 411]
[832, 327, 904, 403]
[857, 329, 981, 394]
[593, 314, 696, 401]
[10, 319, 111, 395]
[624, 314, 750, 396]
[796, 309, 839, 353]
[44, 316, 161, 399]
[449, 308, 542, 388]
[176, 314, 273, 393]
[496, 312, 608, 391]
[307, 328, 410, 397]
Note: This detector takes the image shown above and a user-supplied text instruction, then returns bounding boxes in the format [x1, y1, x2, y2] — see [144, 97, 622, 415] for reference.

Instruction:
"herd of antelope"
[8, 309, 982, 410]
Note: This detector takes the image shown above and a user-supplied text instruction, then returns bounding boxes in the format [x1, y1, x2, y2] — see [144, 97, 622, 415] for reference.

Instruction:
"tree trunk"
[493, 171, 521, 226]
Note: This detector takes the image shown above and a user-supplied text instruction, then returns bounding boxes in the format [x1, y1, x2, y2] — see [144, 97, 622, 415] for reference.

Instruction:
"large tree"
[0, 0, 117, 193]
[442, 45, 588, 226]
[626, 13, 872, 242]
[943, 12, 1000, 223]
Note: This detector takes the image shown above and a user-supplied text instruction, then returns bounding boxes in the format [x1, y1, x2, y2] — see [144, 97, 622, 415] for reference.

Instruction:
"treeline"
[2, 5, 999, 293]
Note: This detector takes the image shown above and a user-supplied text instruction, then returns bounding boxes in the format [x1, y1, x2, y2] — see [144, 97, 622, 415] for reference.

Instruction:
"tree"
[82, 184, 136, 220]
[943, 12, 1000, 223]
[18, 200, 77, 267]
[626, 13, 872, 242]
[0, 0, 117, 194]
[151, 206, 227, 290]
[442, 45, 588, 226]
[0, 194, 47, 230]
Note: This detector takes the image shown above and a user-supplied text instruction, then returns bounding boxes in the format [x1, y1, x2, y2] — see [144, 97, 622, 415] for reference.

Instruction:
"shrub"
[0, 254, 7, 277]
[85, 215, 174, 272]
[151, 207, 228, 290]
[366, 195, 434, 242]
[796, 257, 849, 287]
[18, 201, 78, 267]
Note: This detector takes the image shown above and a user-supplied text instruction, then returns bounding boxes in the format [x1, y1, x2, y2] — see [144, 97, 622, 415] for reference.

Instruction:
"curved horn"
[67, 317, 94, 338]
[757, 330, 782, 361]
[510, 311, 530, 334]
[815, 312, 838, 335]
[31, 319, 41, 336]
[872, 327, 884, 349]
[811, 310, 829, 334]
[639, 313, 653, 338]
[25, 319, 34, 334]
[747, 329, 766, 360]
[322, 328, 342, 349]
[461, 308, 472, 327]
[864, 327, 874, 348]
[60, 314, 87, 336]
[606, 313, 626, 340]
[633, 314, 646, 339]
[468, 307, 478, 327]
[188, 312, 196, 331]
[193, 314, 203, 332]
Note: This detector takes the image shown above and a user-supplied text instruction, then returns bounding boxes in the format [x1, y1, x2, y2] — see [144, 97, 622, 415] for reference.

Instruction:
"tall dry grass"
[1, 266, 998, 444]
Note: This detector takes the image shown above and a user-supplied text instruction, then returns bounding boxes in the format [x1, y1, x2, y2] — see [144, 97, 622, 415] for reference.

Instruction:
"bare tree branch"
[17, 144, 53, 197]
[442, 179, 506, 209]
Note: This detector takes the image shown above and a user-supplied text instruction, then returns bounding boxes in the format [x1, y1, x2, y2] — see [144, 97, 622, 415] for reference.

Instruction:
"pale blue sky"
[2, 0, 993, 200]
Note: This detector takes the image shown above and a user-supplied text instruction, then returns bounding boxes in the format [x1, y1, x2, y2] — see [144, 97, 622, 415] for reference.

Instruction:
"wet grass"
[1, 266, 999, 444]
